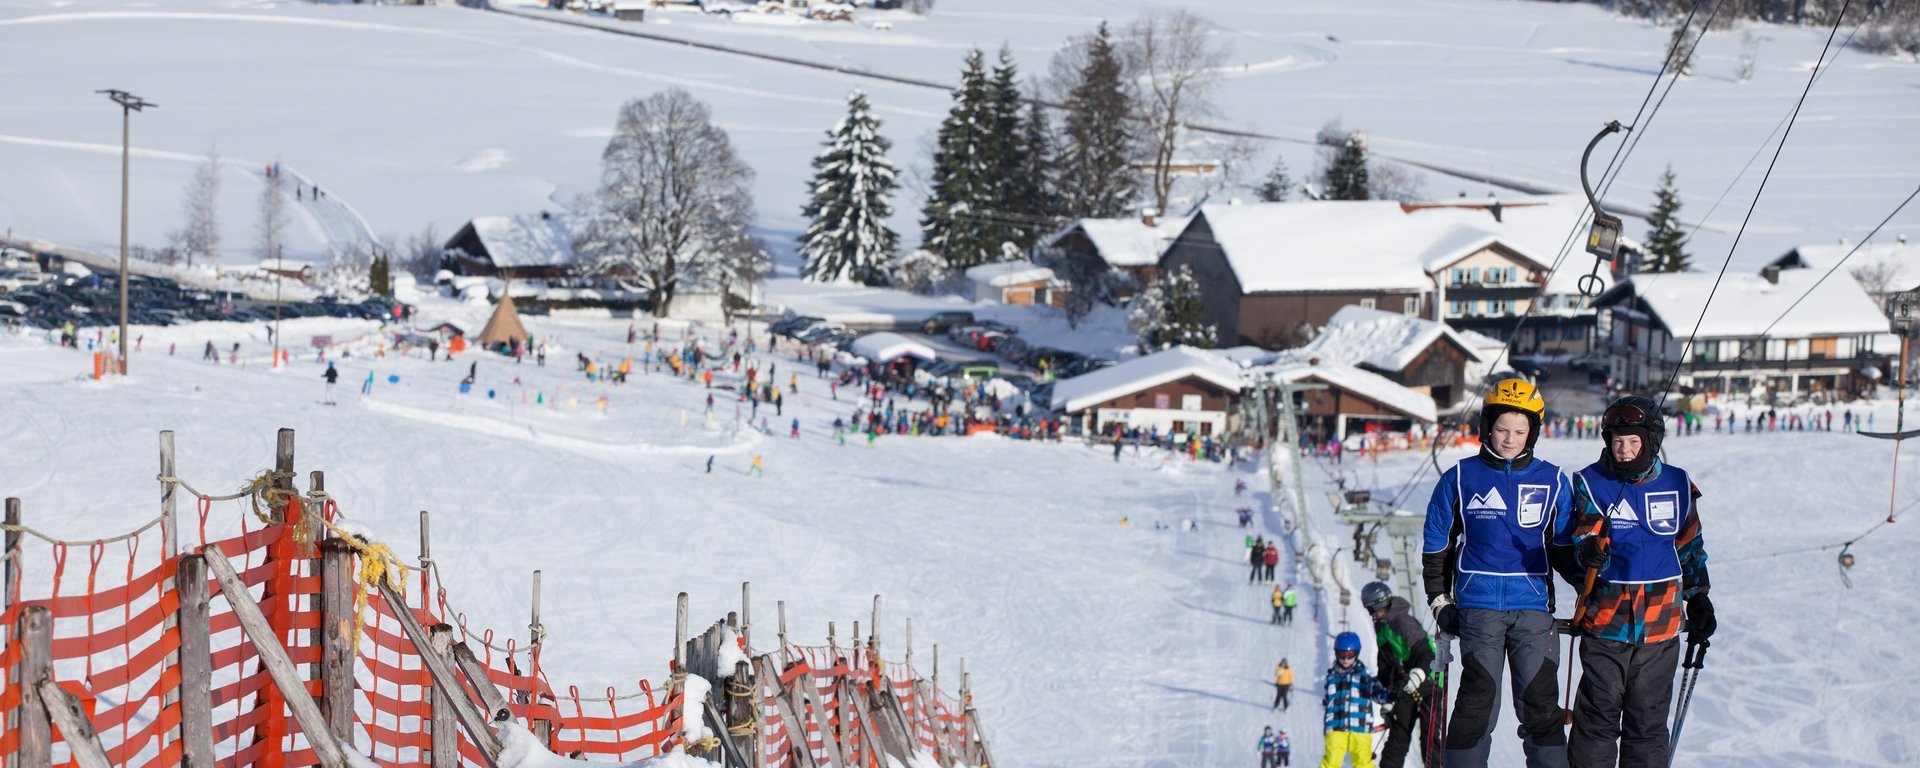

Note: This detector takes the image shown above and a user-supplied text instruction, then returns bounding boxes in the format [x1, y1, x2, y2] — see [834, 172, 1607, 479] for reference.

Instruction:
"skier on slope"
[1566, 396, 1714, 768]
[1271, 658, 1293, 711]
[1263, 540, 1280, 582]
[1259, 726, 1282, 768]
[1421, 378, 1582, 768]
[1249, 536, 1267, 583]
[1271, 585, 1287, 625]
[1363, 581, 1438, 768]
[321, 362, 339, 405]
[1321, 631, 1389, 768]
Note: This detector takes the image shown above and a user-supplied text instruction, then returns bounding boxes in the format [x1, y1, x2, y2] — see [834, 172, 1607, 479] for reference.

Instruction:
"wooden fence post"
[777, 600, 788, 665]
[529, 569, 551, 746]
[158, 432, 183, 758]
[16, 605, 52, 768]
[363, 575, 503, 762]
[317, 537, 357, 746]
[38, 680, 110, 768]
[201, 544, 352, 768]
[5, 498, 21, 610]
[757, 656, 816, 768]
[428, 625, 460, 768]
[176, 554, 215, 768]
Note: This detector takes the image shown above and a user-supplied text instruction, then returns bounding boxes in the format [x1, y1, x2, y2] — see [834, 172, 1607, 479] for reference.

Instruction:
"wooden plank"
[370, 578, 504, 763]
[838, 677, 888, 768]
[965, 709, 997, 768]
[37, 680, 111, 768]
[450, 642, 515, 723]
[176, 554, 215, 768]
[704, 696, 753, 767]
[758, 656, 816, 768]
[200, 545, 352, 768]
[317, 538, 356, 746]
[428, 625, 460, 768]
[16, 605, 52, 768]
[791, 669, 846, 768]
[158, 432, 182, 753]
[871, 686, 915, 763]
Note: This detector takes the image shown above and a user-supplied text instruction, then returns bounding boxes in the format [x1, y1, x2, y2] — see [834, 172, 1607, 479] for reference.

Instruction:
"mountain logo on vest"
[1465, 487, 1507, 512]
[1645, 490, 1680, 535]
[1606, 496, 1640, 527]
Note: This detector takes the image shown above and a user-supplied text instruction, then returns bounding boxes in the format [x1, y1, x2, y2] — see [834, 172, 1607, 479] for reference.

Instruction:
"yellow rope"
[311, 512, 410, 655]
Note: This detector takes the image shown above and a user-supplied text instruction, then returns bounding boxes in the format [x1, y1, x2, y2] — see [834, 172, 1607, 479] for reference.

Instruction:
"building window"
[1182, 394, 1202, 411]
[1360, 298, 1376, 310]
[1563, 326, 1584, 341]
[1538, 295, 1556, 311]
[1154, 393, 1171, 409]
[1449, 300, 1469, 317]
[1404, 297, 1419, 316]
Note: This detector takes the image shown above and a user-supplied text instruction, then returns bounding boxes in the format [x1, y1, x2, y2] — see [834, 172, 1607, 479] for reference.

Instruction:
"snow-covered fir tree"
[1643, 166, 1690, 273]
[1056, 22, 1138, 220]
[1256, 158, 1293, 202]
[985, 47, 1049, 253]
[800, 90, 900, 285]
[921, 50, 1003, 271]
[889, 249, 952, 295]
[1130, 264, 1217, 351]
[1321, 135, 1370, 201]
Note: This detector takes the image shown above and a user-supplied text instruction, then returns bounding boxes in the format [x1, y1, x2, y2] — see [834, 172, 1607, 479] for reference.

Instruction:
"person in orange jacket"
[1272, 659, 1295, 711]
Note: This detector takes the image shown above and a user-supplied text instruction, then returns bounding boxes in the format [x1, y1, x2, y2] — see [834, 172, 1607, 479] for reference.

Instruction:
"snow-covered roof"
[465, 213, 583, 269]
[1192, 199, 1580, 293]
[1299, 305, 1481, 372]
[1257, 354, 1439, 423]
[1608, 268, 1892, 338]
[964, 260, 1055, 287]
[849, 332, 936, 363]
[1059, 216, 1192, 268]
[1776, 240, 1920, 282]
[1051, 346, 1245, 414]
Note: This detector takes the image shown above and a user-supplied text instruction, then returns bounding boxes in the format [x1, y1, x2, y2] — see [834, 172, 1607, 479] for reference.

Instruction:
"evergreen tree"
[1008, 97, 1062, 251]
[1057, 22, 1138, 220]
[1131, 264, 1217, 351]
[983, 46, 1030, 256]
[1643, 166, 1691, 273]
[921, 50, 1002, 270]
[369, 254, 391, 296]
[1321, 136, 1370, 201]
[800, 90, 900, 285]
[1256, 158, 1293, 203]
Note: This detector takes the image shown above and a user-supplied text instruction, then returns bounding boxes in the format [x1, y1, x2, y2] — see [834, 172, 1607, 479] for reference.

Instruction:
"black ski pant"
[1379, 685, 1436, 768]
[1271, 605, 1284, 624]
[1250, 563, 1262, 583]
[1569, 636, 1680, 768]
[1272, 683, 1291, 710]
[1446, 608, 1568, 768]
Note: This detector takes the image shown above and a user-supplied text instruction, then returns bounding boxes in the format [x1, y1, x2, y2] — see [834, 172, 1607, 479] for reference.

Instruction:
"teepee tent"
[476, 292, 530, 350]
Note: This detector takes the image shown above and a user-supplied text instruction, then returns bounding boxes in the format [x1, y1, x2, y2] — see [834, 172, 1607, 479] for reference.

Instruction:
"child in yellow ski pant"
[1320, 731, 1376, 768]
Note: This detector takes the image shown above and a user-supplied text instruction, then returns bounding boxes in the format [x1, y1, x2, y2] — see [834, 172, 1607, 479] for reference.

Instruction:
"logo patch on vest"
[1607, 497, 1640, 525]
[1516, 484, 1549, 527]
[1645, 490, 1680, 535]
[1466, 487, 1507, 511]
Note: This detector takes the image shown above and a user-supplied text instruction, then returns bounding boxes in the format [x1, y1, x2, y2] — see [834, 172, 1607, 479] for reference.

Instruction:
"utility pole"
[98, 88, 156, 375]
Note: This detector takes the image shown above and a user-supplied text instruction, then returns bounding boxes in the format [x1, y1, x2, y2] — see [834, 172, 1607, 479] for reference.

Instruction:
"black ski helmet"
[1601, 395, 1666, 451]
[1361, 581, 1394, 613]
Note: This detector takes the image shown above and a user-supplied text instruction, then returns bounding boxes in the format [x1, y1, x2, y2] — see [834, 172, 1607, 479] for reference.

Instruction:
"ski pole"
[1668, 638, 1709, 761]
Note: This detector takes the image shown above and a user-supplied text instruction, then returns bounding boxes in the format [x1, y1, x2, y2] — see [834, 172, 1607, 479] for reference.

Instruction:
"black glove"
[1430, 595, 1459, 635]
[1686, 594, 1715, 640]
[1576, 536, 1610, 570]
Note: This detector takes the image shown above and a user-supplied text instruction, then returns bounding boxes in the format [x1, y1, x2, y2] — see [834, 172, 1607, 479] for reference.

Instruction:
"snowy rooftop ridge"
[963, 260, 1056, 287]
[1610, 268, 1893, 339]
[465, 213, 586, 269]
[1259, 353, 1440, 423]
[1063, 216, 1193, 268]
[1300, 305, 1482, 373]
[1050, 346, 1245, 414]
[849, 332, 936, 363]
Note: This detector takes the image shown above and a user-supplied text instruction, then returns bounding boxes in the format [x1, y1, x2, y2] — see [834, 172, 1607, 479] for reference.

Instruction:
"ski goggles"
[1335, 650, 1359, 660]
[1602, 402, 1649, 429]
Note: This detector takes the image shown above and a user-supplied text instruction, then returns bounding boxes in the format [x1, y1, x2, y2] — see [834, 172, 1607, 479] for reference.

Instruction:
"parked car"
[796, 323, 850, 344]
[772, 315, 824, 336]
[973, 330, 1007, 352]
[997, 337, 1032, 366]
[920, 311, 975, 334]
[947, 324, 986, 344]
[975, 319, 1019, 335]
[0, 270, 49, 292]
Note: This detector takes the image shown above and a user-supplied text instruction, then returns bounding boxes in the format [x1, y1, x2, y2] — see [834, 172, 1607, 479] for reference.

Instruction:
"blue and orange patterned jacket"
[1569, 459, 1710, 645]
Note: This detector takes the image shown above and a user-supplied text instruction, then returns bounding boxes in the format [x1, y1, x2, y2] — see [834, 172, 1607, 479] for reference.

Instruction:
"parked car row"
[0, 267, 405, 332]
[919, 310, 1115, 379]
[768, 314, 859, 351]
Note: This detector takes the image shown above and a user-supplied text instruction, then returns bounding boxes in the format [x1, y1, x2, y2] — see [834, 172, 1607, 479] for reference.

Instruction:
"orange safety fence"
[4, 488, 978, 767]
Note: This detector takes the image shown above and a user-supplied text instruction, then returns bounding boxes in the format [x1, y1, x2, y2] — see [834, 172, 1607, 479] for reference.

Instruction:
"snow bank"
[495, 720, 721, 768]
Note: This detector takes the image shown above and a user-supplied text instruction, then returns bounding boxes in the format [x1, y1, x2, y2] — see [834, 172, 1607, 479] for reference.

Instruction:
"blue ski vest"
[1426, 456, 1569, 612]
[1575, 464, 1691, 584]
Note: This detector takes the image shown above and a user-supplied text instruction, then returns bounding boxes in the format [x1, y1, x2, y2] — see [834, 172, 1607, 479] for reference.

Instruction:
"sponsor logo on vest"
[1466, 487, 1507, 511]
[1645, 490, 1680, 535]
[1516, 484, 1549, 527]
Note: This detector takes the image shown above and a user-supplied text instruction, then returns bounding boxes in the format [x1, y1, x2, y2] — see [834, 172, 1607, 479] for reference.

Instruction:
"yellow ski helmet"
[1485, 377, 1545, 417]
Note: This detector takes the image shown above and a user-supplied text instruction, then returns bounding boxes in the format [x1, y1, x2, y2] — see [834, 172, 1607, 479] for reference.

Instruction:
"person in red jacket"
[1263, 541, 1280, 582]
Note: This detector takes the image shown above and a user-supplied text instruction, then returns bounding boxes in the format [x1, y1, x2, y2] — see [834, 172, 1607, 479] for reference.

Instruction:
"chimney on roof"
[1762, 265, 1781, 285]
[1489, 201, 1503, 223]
[1901, 234, 1910, 245]
[1143, 211, 1158, 227]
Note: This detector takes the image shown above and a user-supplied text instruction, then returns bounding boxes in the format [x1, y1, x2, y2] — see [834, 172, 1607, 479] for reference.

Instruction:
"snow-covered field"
[0, 0, 1914, 279]
[4, 306, 1919, 766]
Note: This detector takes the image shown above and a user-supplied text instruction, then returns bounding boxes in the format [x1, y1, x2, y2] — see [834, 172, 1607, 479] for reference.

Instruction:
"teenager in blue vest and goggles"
[1566, 396, 1713, 768]
[1422, 378, 1584, 768]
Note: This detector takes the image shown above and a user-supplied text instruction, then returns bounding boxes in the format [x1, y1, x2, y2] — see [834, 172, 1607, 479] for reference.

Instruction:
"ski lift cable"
[1648, 0, 1856, 414]
[1714, 492, 1916, 566]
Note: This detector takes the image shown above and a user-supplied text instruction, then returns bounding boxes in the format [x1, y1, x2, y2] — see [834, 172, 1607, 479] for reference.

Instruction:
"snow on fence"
[1, 428, 991, 768]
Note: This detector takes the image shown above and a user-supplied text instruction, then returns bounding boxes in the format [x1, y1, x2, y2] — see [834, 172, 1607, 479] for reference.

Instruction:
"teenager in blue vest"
[1422, 378, 1583, 768]
[1566, 396, 1713, 768]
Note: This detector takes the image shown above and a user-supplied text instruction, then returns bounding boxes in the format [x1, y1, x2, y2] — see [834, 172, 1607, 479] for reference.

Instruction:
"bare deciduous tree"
[1125, 9, 1229, 218]
[1367, 160, 1427, 203]
[574, 88, 756, 317]
[257, 161, 288, 261]
[1851, 256, 1907, 299]
[170, 149, 221, 268]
